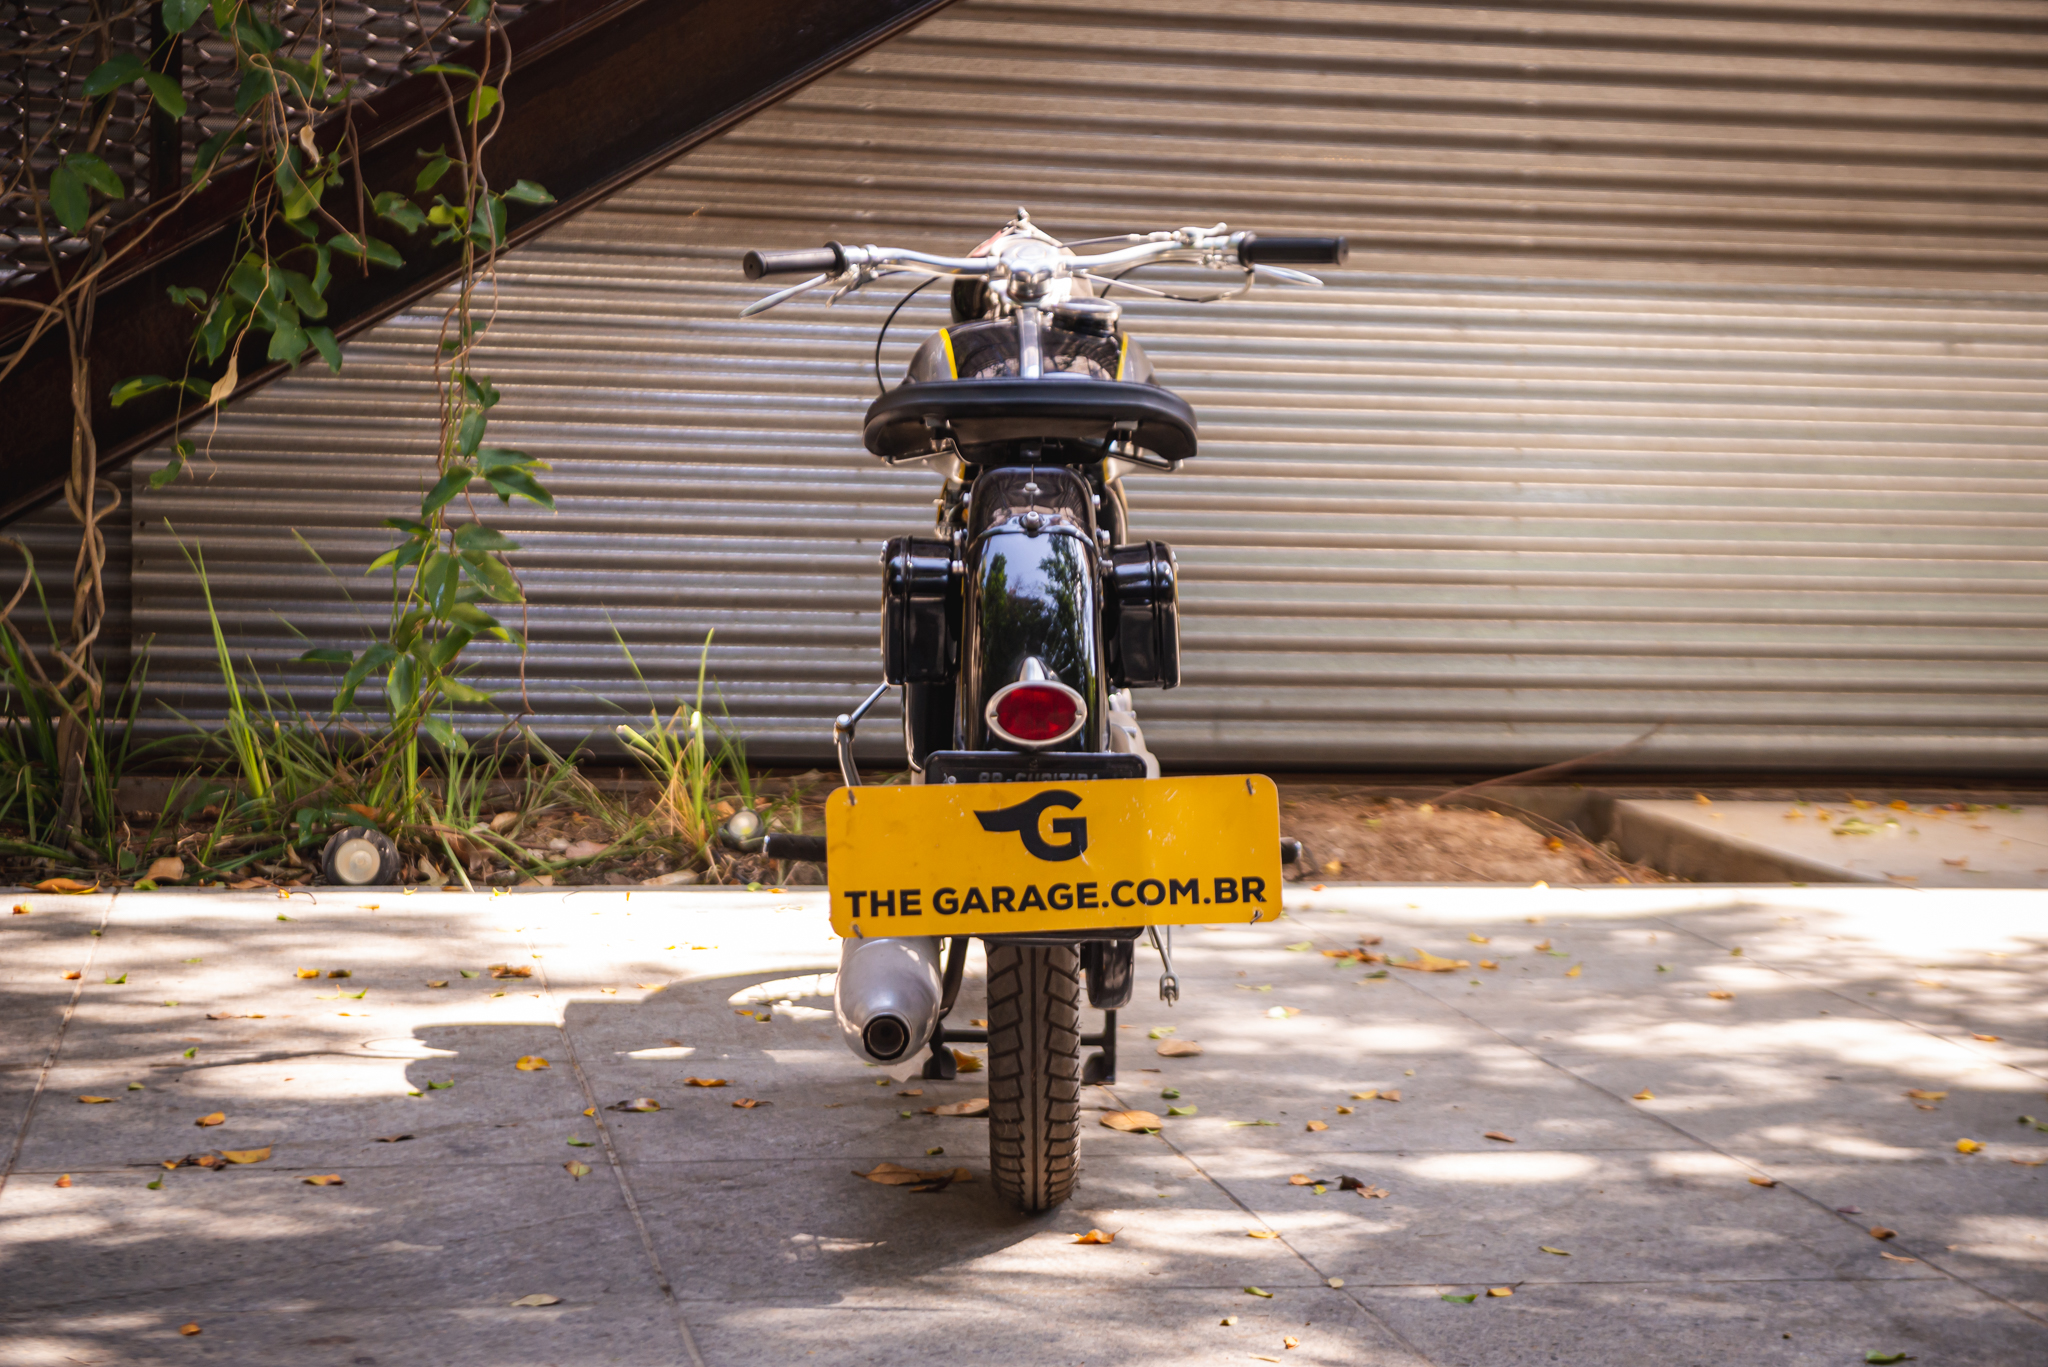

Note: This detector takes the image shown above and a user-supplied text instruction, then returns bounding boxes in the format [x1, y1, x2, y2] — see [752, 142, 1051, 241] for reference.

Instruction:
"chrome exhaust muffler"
[835, 934, 944, 1064]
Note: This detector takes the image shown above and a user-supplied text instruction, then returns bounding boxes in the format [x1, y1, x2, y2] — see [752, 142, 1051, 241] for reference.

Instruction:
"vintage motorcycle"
[746, 213, 1341, 1211]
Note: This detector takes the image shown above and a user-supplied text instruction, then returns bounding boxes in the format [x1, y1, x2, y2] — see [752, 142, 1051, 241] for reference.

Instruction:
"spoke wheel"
[985, 942, 1082, 1212]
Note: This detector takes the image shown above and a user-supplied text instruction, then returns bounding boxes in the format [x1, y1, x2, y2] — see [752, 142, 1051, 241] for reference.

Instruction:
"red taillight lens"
[991, 683, 1081, 744]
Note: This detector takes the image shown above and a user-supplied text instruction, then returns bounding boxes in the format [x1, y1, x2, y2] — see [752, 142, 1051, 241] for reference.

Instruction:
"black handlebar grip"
[765, 832, 827, 863]
[1239, 235, 1349, 267]
[742, 245, 845, 280]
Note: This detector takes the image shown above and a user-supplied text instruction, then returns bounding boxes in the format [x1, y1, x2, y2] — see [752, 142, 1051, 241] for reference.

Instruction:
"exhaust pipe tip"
[861, 1014, 913, 1062]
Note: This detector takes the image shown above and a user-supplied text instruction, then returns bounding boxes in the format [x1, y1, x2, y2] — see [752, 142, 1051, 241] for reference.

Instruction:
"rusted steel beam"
[0, 0, 953, 527]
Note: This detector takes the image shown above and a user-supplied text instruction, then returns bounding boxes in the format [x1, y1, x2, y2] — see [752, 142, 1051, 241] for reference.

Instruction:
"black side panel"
[1104, 541, 1180, 689]
[880, 535, 958, 684]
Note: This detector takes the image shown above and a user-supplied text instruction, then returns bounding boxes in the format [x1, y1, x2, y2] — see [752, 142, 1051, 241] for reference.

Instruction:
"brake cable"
[872, 276, 941, 395]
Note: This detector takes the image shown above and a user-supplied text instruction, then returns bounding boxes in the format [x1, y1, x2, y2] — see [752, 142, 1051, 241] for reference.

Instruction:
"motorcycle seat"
[863, 377, 1197, 464]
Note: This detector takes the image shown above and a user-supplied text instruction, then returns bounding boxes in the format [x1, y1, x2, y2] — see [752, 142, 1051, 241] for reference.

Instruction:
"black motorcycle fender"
[962, 523, 1104, 752]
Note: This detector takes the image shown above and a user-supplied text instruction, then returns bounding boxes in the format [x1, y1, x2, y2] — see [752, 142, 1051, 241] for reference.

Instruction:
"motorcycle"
[745, 212, 1342, 1211]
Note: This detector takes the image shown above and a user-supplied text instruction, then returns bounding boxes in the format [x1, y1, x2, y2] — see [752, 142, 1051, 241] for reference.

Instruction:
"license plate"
[826, 774, 1280, 938]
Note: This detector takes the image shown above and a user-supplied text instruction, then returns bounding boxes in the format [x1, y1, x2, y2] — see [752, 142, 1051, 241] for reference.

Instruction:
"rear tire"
[985, 942, 1082, 1212]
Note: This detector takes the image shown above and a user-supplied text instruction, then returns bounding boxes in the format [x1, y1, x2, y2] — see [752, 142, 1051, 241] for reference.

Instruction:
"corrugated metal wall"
[124, 0, 2048, 772]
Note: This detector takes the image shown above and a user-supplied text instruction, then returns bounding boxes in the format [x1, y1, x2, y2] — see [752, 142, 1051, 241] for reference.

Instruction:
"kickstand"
[1147, 925, 1178, 1005]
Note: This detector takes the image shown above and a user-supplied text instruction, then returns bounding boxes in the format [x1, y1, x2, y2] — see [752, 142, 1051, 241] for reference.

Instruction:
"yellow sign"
[825, 775, 1281, 938]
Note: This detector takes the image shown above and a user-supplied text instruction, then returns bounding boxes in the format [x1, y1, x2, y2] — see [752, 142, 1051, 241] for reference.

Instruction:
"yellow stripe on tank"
[940, 328, 958, 379]
[1115, 332, 1128, 381]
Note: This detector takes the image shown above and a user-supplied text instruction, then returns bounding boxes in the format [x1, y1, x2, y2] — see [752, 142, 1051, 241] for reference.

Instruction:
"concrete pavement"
[3, 881, 2044, 1365]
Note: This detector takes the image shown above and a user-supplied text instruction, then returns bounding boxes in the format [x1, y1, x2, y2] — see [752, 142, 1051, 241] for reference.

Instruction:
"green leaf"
[1440, 1293, 1479, 1304]
[68, 153, 123, 199]
[461, 372, 500, 409]
[266, 323, 309, 364]
[328, 232, 402, 269]
[420, 714, 469, 752]
[473, 194, 507, 248]
[428, 623, 477, 670]
[565, 1136, 594, 1148]
[426, 200, 466, 228]
[166, 284, 208, 310]
[332, 643, 398, 713]
[475, 446, 533, 474]
[440, 676, 495, 704]
[1865, 1356, 1913, 1365]
[386, 653, 419, 714]
[296, 647, 355, 665]
[455, 407, 488, 457]
[484, 468, 554, 509]
[367, 537, 429, 575]
[1166, 1105, 1197, 1116]
[419, 549, 462, 615]
[163, 0, 210, 34]
[210, 0, 239, 29]
[420, 468, 474, 518]
[306, 325, 341, 373]
[48, 166, 88, 233]
[140, 70, 188, 118]
[452, 523, 519, 554]
[372, 191, 429, 235]
[415, 152, 453, 193]
[465, 0, 490, 20]
[416, 62, 478, 78]
[227, 254, 267, 303]
[109, 375, 206, 408]
[191, 129, 233, 185]
[467, 84, 500, 124]
[149, 452, 186, 490]
[447, 602, 505, 634]
[308, 241, 331, 296]
[459, 553, 521, 604]
[275, 154, 317, 220]
[233, 66, 273, 117]
[502, 179, 555, 206]
[83, 54, 148, 100]
[277, 268, 326, 319]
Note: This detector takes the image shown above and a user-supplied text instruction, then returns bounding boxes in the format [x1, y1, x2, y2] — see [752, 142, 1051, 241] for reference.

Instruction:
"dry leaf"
[373, 1134, 413, 1143]
[1244, 1287, 1274, 1298]
[1905, 1090, 1948, 1101]
[295, 968, 320, 979]
[228, 878, 272, 890]
[195, 1112, 225, 1127]
[1350, 1090, 1378, 1101]
[1072, 1229, 1117, 1244]
[1708, 991, 1734, 1001]
[1478, 960, 1498, 970]
[1955, 1138, 1983, 1154]
[1633, 1089, 1655, 1101]
[1483, 1131, 1517, 1143]
[515, 1056, 550, 1071]
[1101, 1110, 1163, 1133]
[180, 1323, 201, 1336]
[951, 1049, 983, 1073]
[1391, 949, 1469, 973]
[1750, 1176, 1778, 1187]
[34, 878, 98, 894]
[206, 1012, 261, 1020]
[683, 1077, 728, 1087]
[609, 1098, 661, 1113]
[1305, 1120, 1328, 1132]
[732, 1098, 768, 1109]
[855, 1162, 972, 1187]
[896, 1089, 923, 1098]
[1487, 1287, 1513, 1297]
[1247, 1229, 1279, 1239]
[1467, 933, 1491, 944]
[511, 1294, 562, 1307]
[1538, 1245, 1571, 1256]
[1879, 1251, 1918, 1263]
[1156, 1040, 1203, 1057]
[925, 1098, 990, 1117]
[490, 964, 533, 979]
[77, 1095, 113, 1104]
[1972, 1034, 2001, 1042]
[1565, 964, 1583, 978]
[61, 970, 81, 980]
[1288, 1174, 1316, 1186]
[1336, 1105, 1354, 1115]
[1869, 1226, 1898, 1240]
[54, 1174, 72, 1187]
[564, 1160, 591, 1179]
[302, 1174, 345, 1186]
[9, 903, 25, 914]
[1534, 939, 1551, 952]
[144, 856, 185, 883]
[1283, 1335, 1301, 1349]
[220, 1147, 271, 1164]
[1379, 1089, 1401, 1103]
[427, 980, 448, 989]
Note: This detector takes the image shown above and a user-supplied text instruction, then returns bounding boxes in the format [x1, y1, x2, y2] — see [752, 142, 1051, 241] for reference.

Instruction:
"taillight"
[986, 680, 1087, 748]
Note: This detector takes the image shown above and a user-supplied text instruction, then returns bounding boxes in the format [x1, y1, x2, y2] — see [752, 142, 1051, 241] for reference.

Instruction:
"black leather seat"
[863, 378, 1198, 464]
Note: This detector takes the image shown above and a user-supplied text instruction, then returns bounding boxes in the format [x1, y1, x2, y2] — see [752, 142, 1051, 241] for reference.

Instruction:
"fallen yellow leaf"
[1379, 1089, 1402, 1103]
[1564, 963, 1583, 978]
[951, 1048, 983, 1073]
[34, 878, 98, 894]
[1956, 1138, 1983, 1154]
[54, 1174, 72, 1187]
[302, 1174, 345, 1186]
[855, 1162, 972, 1187]
[1879, 1251, 1918, 1263]
[925, 1098, 990, 1117]
[61, 970, 81, 980]
[1247, 1229, 1279, 1239]
[564, 1160, 591, 1179]
[1072, 1228, 1116, 1244]
[1351, 1090, 1378, 1101]
[219, 1147, 271, 1164]
[1972, 1034, 2001, 1042]
[1905, 1090, 1947, 1101]
[1336, 1105, 1355, 1115]
[144, 856, 185, 883]
[1156, 1039, 1203, 1057]
[1467, 934, 1491, 945]
[1869, 1226, 1898, 1240]
[427, 980, 448, 989]
[1484, 1131, 1517, 1143]
[511, 1293, 562, 1306]
[1390, 949, 1469, 973]
[1478, 960, 1498, 970]
[515, 1056, 550, 1072]
[490, 964, 533, 979]
[682, 1077, 728, 1087]
[1305, 1120, 1328, 1132]
[1749, 1176, 1778, 1187]
[77, 1096, 113, 1104]
[1632, 1089, 1655, 1101]
[179, 1323, 201, 1336]
[295, 968, 320, 979]
[1534, 940, 1551, 952]
[1538, 1245, 1571, 1256]
[195, 1112, 225, 1127]
[1487, 1287, 1513, 1297]
[1102, 1110, 1164, 1132]
[1708, 991, 1734, 1001]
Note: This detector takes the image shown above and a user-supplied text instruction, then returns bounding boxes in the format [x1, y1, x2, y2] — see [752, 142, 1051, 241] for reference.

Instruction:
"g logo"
[976, 790, 1088, 862]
